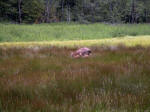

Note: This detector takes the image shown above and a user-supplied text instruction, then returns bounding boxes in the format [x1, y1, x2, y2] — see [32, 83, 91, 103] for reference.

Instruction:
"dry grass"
[0, 36, 150, 47]
[0, 45, 150, 112]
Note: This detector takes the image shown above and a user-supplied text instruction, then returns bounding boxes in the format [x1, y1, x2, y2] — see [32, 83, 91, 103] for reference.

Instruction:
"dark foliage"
[0, 0, 150, 23]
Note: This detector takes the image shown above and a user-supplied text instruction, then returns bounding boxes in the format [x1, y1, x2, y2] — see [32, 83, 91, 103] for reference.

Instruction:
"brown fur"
[71, 47, 92, 58]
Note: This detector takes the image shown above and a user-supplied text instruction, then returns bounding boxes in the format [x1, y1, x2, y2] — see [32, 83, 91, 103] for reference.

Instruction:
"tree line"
[0, 0, 150, 24]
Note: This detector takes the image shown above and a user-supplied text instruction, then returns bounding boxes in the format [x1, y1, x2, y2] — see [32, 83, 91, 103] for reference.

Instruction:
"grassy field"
[1, 23, 150, 112]
[0, 36, 150, 47]
[0, 45, 150, 112]
[0, 23, 150, 42]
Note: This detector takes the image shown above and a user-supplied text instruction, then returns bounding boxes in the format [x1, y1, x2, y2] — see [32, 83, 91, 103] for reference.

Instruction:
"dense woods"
[0, 0, 150, 23]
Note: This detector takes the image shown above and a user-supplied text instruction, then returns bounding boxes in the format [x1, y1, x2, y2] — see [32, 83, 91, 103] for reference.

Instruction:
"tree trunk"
[109, 1, 114, 23]
[18, 0, 22, 23]
[45, 0, 53, 23]
[61, 0, 64, 21]
[131, 0, 136, 23]
[45, 0, 50, 22]
[67, 4, 71, 23]
[144, 9, 147, 23]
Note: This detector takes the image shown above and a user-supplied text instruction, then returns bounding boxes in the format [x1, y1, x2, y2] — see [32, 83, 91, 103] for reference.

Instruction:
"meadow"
[0, 23, 150, 42]
[0, 23, 150, 112]
[0, 45, 150, 112]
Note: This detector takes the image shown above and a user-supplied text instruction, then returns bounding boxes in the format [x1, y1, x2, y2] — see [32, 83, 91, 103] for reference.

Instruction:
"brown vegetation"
[0, 45, 150, 112]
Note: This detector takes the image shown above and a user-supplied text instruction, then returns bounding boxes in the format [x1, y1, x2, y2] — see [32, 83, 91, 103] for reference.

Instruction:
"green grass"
[0, 23, 150, 42]
[0, 46, 150, 112]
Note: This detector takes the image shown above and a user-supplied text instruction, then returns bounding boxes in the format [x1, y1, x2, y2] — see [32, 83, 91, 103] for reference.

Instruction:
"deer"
[71, 47, 92, 58]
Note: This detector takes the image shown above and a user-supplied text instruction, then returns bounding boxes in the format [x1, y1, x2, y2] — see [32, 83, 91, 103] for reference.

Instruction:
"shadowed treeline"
[0, 45, 150, 111]
[1, 0, 150, 23]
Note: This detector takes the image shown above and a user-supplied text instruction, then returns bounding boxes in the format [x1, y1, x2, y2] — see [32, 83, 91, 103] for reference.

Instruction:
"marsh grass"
[0, 36, 150, 48]
[0, 23, 150, 42]
[0, 45, 150, 112]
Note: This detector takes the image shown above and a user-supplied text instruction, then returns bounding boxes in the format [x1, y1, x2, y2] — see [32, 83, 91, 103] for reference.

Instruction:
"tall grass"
[0, 45, 150, 111]
[0, 36, 150, 48]
[0, 23, 150, 42]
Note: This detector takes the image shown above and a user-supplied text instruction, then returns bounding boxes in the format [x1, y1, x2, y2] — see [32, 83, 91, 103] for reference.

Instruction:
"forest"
[1, 0, 150, 24]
